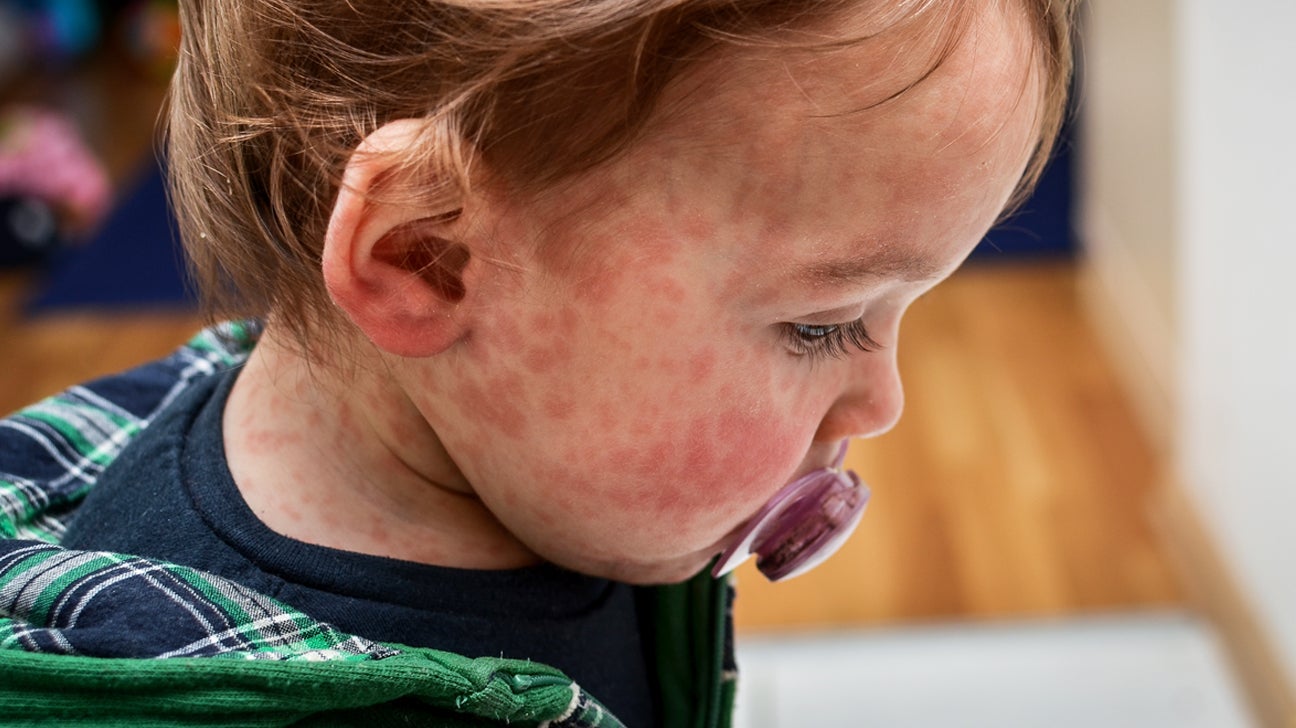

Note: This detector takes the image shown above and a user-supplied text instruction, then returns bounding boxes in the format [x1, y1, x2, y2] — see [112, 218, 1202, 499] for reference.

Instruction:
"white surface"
[1081, 0, 1296, 687]
[732, 612, 1254, 728]
[1176, 0, 1296, 685]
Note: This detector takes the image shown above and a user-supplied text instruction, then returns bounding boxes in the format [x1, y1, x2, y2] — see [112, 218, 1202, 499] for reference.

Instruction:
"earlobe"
[322, 119, 476, 358]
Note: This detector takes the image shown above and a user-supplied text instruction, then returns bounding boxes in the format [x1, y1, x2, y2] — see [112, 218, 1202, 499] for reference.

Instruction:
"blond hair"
[168, 0, 1075, 346]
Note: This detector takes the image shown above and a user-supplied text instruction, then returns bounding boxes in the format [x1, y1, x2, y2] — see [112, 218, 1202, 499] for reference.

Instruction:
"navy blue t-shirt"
[62, 368, 657, 724]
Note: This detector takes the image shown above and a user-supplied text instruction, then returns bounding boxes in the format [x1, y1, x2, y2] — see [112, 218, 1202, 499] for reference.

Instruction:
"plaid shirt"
[3, 322, 742, 727]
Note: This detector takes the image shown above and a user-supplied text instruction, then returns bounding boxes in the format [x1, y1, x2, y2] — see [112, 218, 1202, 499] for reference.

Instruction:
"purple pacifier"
[711, 441, 869, 582]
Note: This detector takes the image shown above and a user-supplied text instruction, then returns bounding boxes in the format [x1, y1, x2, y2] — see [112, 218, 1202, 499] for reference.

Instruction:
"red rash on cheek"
[494, 316, 522, 346]
[517, 308, 580, 376]
[573, 262, 627, 306]
[689, 348, 718, 381]
[454, 375, 530, 440]
[527, 312, 557, 334]
[526, 305, 583, 339]
[523, 344, 562, 374]
[647, 276, 687, 299]
[592, 400, 800, 525]
[452, 306, 587, 438]
[542, 394, 576, 421]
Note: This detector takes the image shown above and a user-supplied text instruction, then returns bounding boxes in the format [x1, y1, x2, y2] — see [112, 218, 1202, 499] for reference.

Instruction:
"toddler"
[0, 0, 1074, 724]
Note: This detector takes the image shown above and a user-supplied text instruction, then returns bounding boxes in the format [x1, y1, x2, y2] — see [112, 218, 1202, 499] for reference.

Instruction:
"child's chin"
[574, 551, 716, 586]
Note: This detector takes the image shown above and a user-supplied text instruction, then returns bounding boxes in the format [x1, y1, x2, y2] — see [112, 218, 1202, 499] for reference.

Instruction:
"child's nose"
[813, 352, 905, 443]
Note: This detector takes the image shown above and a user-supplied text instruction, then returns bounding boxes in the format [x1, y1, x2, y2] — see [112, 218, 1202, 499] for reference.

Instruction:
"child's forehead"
[676, 1, 1037, 140]
[623, 1, 1040, 185]
[501, 0, 1041, 280]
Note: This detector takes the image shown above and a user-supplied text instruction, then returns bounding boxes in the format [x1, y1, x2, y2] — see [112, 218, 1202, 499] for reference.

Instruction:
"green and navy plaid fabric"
[0, 540, 400, 661]
[1, 321, 258, 543]
[0, 322, 626, 727]
[0, 321, 396, 660]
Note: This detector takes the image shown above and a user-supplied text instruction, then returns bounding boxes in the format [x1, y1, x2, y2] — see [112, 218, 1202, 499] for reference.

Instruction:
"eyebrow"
[793, 248, 948, 287]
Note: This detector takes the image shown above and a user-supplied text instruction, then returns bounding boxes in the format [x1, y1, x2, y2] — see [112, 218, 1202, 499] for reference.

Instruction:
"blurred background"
[0, 1, 1290, 726]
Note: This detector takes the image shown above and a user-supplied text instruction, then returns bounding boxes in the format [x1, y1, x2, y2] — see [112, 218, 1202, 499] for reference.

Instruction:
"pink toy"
[0, 105, 110, 233]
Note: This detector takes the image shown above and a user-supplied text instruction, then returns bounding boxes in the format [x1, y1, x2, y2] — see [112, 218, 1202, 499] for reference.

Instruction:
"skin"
[225, 0, 1044, 584]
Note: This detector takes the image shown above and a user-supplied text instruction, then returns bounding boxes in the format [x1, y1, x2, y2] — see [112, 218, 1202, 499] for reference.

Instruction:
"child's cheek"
[453, 357, 805, 548]
[581, 366, 812, 541]
[620, 408, 803, 524]
[526, 407, 804, 557]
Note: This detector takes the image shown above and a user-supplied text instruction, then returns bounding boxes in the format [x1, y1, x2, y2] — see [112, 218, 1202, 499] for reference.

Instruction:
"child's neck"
[222, 326, 540, 570]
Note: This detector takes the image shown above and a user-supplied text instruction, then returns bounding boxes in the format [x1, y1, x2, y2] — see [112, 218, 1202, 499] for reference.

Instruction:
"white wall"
[1176, 0, 1296, 682]
[1082, 0, 1296, 689]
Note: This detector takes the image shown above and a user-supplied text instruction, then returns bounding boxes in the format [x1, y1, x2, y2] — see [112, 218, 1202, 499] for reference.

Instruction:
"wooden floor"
[0, 275, 202, 416]
[1, 261, 1184, 630]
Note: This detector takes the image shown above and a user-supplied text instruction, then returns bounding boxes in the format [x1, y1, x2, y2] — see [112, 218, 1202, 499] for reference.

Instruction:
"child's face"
[410, 1, 1042, 583]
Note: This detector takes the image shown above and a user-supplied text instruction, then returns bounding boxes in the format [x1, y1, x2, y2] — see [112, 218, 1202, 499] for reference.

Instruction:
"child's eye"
[782, 318, 881, 360]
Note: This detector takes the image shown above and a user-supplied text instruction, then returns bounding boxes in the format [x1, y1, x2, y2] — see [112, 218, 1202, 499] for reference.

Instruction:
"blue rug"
[972, 129, 1075, 261]
[23, 157, 195, 315]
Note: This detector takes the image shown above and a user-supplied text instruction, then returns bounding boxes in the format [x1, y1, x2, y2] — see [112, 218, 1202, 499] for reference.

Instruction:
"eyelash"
[783, 318, 881, 360]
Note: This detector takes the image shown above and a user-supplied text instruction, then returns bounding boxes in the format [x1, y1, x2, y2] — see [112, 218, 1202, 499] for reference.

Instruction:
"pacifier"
[711, 441, 869, 582]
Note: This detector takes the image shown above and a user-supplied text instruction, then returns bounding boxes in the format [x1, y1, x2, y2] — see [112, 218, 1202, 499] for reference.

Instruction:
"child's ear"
[322, 119, 479, 358]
